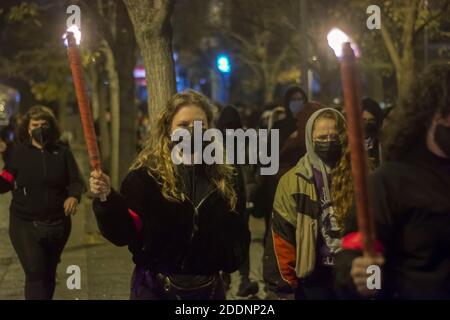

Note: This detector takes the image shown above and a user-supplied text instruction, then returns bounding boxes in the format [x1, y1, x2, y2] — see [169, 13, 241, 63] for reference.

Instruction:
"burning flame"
[327, 28, 360, 58]
[63, 25, 81, 46]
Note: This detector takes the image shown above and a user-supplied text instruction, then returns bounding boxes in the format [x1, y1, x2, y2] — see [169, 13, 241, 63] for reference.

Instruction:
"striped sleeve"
[270, 174, 298, 291]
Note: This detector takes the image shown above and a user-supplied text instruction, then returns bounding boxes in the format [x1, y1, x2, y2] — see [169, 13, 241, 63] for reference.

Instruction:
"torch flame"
[63, 25, 81, 47]
[327, 28, 360, 58]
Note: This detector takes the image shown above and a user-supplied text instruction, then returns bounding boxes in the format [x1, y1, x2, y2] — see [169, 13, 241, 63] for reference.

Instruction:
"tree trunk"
[261, 49, 274, 103]
[89, 63, 100, 121]
[98, 78, 111, 174]
[123, 0, 177, 118]
[381, 0, 419, 108]
[57, 94, 67, 133]
[396, 51, 415, 108]
[88, 61, 111, 173]
[115, 2, 137, 181]
[103, 42, 121, 189]
[263, 74, 275, 103]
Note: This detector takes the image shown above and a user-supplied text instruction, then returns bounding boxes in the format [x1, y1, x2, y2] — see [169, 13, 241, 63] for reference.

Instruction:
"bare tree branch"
[402, 0, 421, 50]
[414, 0, 450, 38]
[381, 20, 401, 71]
[271, 46, 289, 75]
[81, 0, 115, 47]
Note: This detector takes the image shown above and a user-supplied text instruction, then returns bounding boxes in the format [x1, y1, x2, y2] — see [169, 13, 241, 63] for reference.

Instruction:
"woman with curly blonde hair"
[90, 90, 250, 300]
[264, 108, 354, 299]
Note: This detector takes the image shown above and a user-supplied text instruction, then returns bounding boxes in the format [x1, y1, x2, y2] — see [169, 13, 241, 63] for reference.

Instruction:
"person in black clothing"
[255, 86, 309, 247]
[0, 106, 85, 300]
[362, 98, 384, 167]
[216, 105, 259, 297]
[273, 86, 309, 146]
[335, 63, 450, 299]
[90, 90, 250, 300]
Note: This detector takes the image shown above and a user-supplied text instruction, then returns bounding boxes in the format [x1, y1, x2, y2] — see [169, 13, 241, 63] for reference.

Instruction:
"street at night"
[0, 0, 449, 317]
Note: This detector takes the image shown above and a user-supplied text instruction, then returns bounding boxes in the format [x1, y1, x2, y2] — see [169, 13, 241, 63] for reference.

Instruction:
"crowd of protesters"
[1, 63, 448, 300]
[90, 62, 449, 300]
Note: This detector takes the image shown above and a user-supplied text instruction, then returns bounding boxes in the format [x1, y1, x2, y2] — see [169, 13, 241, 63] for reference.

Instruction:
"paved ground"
[0, 144, 267, 300]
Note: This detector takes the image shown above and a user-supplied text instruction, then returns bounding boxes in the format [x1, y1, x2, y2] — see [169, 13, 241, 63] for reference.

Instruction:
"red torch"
[327, 28, 376, 256]
[64, 26, 105, 201]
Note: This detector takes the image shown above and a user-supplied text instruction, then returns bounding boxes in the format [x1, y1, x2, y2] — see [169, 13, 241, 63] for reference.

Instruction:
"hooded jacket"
[216, 105, 242, 131]
[362, 98, 384, 166]
[276, 102, 325, 180]
[272, 86, 308, 148]
[263, 108, 346, 293]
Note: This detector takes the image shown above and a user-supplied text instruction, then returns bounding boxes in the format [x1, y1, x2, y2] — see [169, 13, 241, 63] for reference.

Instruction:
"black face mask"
[31, 126, 52, 146]
[314, 140, 342, 167]
[435, 124, 450, 158]
[364, 120, 377, 137]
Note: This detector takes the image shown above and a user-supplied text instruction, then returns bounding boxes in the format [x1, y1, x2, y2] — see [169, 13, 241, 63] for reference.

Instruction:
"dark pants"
[9, 213, 71, 300]
[223, 210, 250, 281]
[239, 209, 251, 278]
[130, 266, 226, 300]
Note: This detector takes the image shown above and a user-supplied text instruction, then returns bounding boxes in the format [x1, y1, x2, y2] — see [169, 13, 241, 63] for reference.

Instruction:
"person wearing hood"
[0, 106, 85, 299]
[263, 108, 353, 299]
[276, 102, 325, 180]
[216, 105, 259, 298]
[267, 107, 287, 130]
[256, 86, 307, 241]
[362, 98, 384, 167]
[272, 86, 308, 146]
[260, 102, 323, 299]
[254, 91, 307, 246]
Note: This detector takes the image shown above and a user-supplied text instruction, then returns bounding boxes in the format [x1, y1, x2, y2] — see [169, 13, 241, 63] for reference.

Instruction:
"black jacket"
[0, 142, 85, 221]
[335, 142, 450, 299]
[93, 167, 251, 275]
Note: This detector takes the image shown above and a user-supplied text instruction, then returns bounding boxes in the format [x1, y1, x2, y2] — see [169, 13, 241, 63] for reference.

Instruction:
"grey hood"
[305, 108, 346, 173]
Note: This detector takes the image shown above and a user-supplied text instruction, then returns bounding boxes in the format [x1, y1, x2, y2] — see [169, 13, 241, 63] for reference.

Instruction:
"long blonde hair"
[312, 110, 353, 229]
[131, 90, 237, 209]
[330, 137, 353, 229]
[329, 113, 374, 229]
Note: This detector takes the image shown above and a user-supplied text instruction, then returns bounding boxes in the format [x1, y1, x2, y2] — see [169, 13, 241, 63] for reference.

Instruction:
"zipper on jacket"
[188, 187, 215, 236]
[180, 187, 216, 271]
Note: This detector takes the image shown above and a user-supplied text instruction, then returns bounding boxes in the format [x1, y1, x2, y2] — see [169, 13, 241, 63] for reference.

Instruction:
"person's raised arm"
[91, 169, 146, 246]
